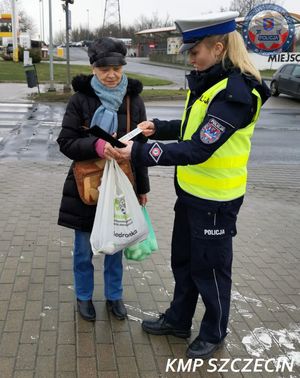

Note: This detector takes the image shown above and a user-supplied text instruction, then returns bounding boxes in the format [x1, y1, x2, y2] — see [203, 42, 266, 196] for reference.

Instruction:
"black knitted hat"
[88, 37, 127, 66]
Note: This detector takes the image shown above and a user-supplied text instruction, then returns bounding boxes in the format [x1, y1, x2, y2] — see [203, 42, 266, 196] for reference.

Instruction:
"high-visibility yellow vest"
[177, 78, 262, 201]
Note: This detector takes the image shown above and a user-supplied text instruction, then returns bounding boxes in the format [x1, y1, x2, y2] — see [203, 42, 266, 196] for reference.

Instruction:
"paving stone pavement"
[0, 160, 299, 378]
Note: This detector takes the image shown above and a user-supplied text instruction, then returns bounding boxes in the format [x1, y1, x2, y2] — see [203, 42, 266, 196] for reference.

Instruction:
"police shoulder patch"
[200, 118, 226, 144]
[149, 142, 163, 163]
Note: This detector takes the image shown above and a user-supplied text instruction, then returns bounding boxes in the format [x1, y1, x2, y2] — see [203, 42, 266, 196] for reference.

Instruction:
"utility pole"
[39, 0, 42, 40]
[61, 0, 74, 92]
[48, 0, 55, 91]
[86, 9, 89, 39]
[11, 0, 18, 62]
[39, 0, 45, 42]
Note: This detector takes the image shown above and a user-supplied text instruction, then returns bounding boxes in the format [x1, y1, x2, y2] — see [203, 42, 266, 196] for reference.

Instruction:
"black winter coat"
[57, 75, 150, 232]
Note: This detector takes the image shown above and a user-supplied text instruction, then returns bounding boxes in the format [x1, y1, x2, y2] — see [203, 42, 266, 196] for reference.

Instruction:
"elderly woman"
[57, 38, 149, 321]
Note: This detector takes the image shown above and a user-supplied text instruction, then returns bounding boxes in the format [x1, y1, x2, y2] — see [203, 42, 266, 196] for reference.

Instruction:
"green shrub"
[2, 54, 12, 61]
[30, 48, 42, 63]
[18, 46, 42, 64]
[18, 46, 24, 61]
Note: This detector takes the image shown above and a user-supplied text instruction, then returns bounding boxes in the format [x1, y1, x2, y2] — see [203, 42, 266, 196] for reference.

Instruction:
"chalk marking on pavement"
[242, 325, 300, 365]
[282, 304, 300, 312]
[127, 315, 143, 323]
[232, 291, 263, 307]
[0, 119, 20, 130]
[0, 103, 33, 108]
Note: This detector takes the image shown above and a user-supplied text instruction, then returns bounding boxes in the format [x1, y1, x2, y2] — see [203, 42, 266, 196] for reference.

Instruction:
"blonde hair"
[203, 31, 262, 83]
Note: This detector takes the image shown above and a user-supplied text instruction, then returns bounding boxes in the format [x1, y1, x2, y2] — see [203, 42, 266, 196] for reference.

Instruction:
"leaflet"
[119, 127, 143, 142]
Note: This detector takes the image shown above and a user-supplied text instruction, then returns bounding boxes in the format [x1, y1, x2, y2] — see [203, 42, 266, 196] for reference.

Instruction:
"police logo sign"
[149, 143, 163, 163]
[200, 118, 225, 144]
[243, 4, 295, 55]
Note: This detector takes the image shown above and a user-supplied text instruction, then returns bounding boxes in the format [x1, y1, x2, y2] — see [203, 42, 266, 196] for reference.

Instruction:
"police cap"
[175, 11, 239, 53]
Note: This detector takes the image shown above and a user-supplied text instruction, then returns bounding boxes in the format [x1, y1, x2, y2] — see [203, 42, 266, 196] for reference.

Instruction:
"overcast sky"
[15, 0, 300, 40]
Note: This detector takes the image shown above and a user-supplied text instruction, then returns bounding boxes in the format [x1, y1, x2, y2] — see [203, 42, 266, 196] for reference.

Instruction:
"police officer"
[116, 11, 270, 359]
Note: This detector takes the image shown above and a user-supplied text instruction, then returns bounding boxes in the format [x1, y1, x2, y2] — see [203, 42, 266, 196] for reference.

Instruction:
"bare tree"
[18, 10, 37, 35]
[0, 0, 11, 13]
[71, 26, 95, 42]
[0, 0, 37, 34]
[134, 12, 173, 31]
[223, 0, 279, 16]
[54, 30, 66, 46]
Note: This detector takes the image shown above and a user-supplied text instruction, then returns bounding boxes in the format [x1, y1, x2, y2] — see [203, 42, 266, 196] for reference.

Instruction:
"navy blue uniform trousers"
[165, 198, 240, 343]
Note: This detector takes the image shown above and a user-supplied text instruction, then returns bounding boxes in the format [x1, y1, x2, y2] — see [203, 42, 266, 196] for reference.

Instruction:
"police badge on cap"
[175, 11, 239, 53]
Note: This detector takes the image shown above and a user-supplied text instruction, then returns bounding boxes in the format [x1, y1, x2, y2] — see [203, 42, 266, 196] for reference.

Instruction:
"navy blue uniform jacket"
[131, 63, 270, 207]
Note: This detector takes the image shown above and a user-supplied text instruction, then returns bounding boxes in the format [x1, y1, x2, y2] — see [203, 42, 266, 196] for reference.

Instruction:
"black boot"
[106, 299, 127, 320]
[186, 336, 224, 359]
[77, 299, 96, 321]
[142, 314, 191, 338]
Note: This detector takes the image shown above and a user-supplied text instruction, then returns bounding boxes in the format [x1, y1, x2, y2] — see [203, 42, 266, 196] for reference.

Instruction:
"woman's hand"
[103, 142, 122, 160]
[95, 138, 121, 160]
[138, 194, 148, 206]
[138, 121, 156, 137]
[115, 140, 133, 160]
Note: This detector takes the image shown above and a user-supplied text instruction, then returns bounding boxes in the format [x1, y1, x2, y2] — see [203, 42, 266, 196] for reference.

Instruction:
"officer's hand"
[115, 141, 133, 160]
[138, 121, 156, 137]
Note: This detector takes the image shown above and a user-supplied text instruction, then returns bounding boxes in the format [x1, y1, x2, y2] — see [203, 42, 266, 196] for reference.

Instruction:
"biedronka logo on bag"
[113, 194, 138, 239]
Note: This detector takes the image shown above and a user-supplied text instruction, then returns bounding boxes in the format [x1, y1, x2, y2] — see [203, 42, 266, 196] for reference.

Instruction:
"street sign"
[57, 47, 64, 57]
[167, 37, 182, 55]
[67, 10, 71, 30]
[23, 50, 32, 66]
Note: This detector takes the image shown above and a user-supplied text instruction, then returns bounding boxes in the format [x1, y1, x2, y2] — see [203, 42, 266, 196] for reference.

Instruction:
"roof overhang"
[135, 26, 176, 35]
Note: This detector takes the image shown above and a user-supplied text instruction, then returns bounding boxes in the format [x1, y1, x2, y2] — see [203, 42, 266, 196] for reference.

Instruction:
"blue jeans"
[73, 230, 123, 301]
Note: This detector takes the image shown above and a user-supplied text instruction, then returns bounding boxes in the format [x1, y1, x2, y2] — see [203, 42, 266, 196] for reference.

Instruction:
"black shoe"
[77, 299, 96, 321]
[106, 299, 127, 320]
[186, 336, 224, 359]
[142, 314, 191, 338]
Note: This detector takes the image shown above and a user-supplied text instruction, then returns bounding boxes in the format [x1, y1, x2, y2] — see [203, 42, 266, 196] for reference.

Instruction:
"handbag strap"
[126, 95, 130, 133]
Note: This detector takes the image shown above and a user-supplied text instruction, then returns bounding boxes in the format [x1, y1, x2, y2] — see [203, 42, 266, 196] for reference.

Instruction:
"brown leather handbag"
[73, 97, 134, 206]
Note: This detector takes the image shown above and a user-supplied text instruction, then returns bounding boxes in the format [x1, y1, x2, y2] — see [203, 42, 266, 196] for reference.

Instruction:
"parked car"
[82, 40, 93, 47]
[270, 63, 300, 100]
[6, 43, 13, 54]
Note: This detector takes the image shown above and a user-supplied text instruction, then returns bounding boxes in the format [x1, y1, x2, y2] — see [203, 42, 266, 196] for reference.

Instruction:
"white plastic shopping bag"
[90, 159, 149, 255]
